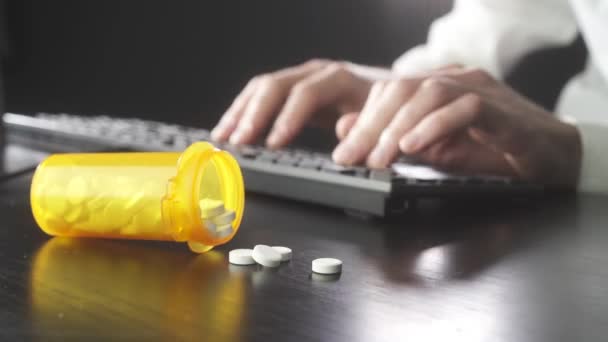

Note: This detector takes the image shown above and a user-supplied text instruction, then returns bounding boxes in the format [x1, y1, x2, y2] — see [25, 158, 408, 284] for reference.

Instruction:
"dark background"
[2, 1, 587, 129]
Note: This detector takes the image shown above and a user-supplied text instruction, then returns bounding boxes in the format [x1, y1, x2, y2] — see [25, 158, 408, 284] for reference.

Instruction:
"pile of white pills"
[33, 175, 167, 235]
[229, 245, 342, 275]
[199, 198, 236, 238]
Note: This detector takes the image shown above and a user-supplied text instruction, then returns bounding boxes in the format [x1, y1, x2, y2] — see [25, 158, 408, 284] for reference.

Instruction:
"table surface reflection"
[1, 173, 608, 342]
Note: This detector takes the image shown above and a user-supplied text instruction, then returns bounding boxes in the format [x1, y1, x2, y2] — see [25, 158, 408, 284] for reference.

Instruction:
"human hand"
[332, 67, 582, 187]
[211, 59, 388, 148]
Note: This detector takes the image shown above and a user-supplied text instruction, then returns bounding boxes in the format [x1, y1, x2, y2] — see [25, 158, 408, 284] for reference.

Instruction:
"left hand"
[332, 67, 582, 188]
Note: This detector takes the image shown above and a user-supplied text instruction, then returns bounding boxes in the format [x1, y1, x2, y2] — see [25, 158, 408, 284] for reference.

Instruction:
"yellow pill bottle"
[30, 142, 244, 253]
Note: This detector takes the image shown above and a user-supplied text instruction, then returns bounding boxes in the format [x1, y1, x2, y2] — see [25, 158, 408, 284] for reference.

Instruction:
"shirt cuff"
[574, 121, 608, 194]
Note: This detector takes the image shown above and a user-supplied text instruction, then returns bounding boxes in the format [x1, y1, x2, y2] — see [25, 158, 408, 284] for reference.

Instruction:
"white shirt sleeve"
[392, 0, 579, 79]
[557, 1, 608, 194]
[575, 121, 608, 194]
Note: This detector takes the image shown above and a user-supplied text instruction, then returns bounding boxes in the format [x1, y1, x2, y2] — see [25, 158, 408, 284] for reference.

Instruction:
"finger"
[335, 112, 359, 141]
[366, 78, 463, 168]
[229, 61, 325, 145]
[436, 63, 464, 71]
[399, 93, 483, 154]
[211, 80, 257, 141]
[332, 78, 420, 165]
[404, 63, 464, 79]
[335, 67, 465, 147]
[266, 63, 369, 148]
[443, 68, 495, 88]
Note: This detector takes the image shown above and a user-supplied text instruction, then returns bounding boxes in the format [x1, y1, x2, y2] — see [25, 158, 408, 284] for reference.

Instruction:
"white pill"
[215, 224, 234, 238]
[199, 198, 225, 218]
[312, 258, 342, 274]
[203, 219, 217, 232]
[211, 210, 236, 225]
[252, 245, 281, 267]
[272, 246, 292, 262]
[216, 222, 232, 231]
[229, 249, 255, 265]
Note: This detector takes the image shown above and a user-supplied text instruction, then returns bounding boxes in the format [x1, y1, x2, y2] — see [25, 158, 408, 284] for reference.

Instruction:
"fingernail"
[332, 143, 355, 165]
[400, 133, 420, 153]
[229, 131, 243, 145]
[266, 132, 282, 148]
[210, 127, 223, 141]
[367, 148, 387, 168]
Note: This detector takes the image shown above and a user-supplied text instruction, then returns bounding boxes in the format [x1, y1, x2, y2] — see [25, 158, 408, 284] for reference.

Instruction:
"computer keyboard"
[3, 112, 543, 217]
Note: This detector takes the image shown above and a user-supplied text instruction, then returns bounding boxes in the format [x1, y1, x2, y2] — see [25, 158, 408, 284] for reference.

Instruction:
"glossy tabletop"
[1, 147, 608, 341]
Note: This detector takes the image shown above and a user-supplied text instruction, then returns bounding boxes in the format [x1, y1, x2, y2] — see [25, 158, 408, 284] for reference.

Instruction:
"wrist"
[547, 120, 582, 188]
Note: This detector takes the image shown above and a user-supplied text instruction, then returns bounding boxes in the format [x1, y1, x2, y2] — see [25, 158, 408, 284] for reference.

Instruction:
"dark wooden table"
[1, 144, 608, 342]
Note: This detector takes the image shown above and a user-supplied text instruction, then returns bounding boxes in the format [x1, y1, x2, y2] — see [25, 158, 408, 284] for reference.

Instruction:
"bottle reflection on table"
[29, 238, 247, 341]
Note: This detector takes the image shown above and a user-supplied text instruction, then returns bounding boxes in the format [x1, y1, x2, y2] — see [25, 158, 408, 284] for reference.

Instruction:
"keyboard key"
[324, 163, 350, 171]
[220, 144, 240, 155]
[370, 169, 392, 182]
[257, 151, 278, 163]
[297, 158, 322, 170]
[158, 124, 182, 134]
[172, 136, 190, 149]
[313, 152, 331, 159]
[240, 146, 261, 158]
[321, 162, 352, 173]
[293, 149, 314, 158]
[276, 155, 300, 166]
[186, 129, 210, 141]
[353, 166, 370, 178]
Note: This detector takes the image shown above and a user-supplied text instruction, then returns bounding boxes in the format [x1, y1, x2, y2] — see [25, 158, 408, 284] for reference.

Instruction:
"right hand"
[210, 59, 384, 148]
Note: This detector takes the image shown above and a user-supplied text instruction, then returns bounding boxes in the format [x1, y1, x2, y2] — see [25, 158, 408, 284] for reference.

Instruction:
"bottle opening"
[178, 142, 244, 252]
[196, 151, 243, 241]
